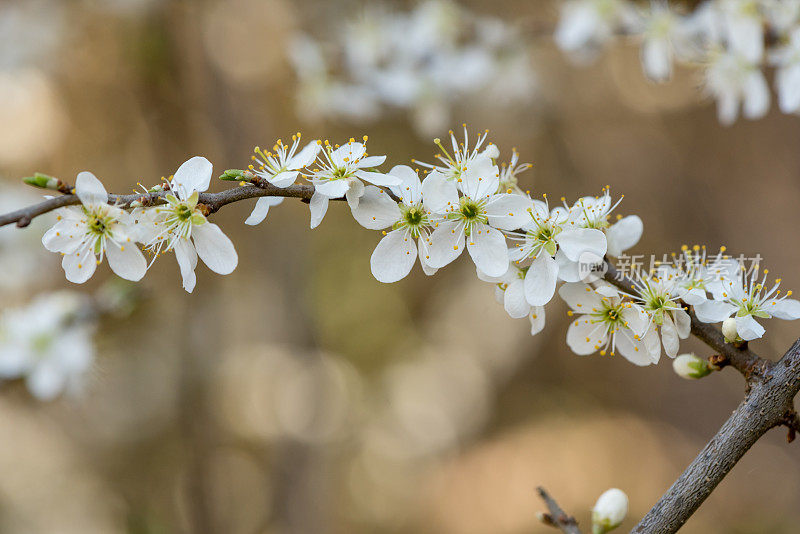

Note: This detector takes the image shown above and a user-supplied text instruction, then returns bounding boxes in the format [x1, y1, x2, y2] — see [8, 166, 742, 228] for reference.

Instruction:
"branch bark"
[632, 339, 800, 533]
[537, 487, 583, 534]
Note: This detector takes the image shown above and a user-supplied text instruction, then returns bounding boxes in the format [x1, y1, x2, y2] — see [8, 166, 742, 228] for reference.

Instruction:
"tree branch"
[536, 487, 583, 534]
[632, 339, 800, 533]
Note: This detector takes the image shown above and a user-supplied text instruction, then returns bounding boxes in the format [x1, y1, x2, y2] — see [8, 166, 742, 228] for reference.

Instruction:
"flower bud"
[219, 169, 245, 181]
[592, 488, 628, 534]
[673, 353, 712, 379]
[722, 317, 739, 343]
[23, 172, 60, 190]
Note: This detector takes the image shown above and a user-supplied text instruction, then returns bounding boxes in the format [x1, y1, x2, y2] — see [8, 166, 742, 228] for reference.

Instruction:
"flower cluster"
[23, 126, 800, 376]
[287, 0, 535, 135]
[555, 0, 800, 125]
[0, 292, 94, 400]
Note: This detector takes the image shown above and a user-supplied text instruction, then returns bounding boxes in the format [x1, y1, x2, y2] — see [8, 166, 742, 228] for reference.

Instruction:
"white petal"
[770, 299, 800, 320]
[106, 240, 147, 281]
[346, 179, 366, 210]
[354, 170, 401, 187]
[622, 304, 650, 336]
[743, 70, 770, 120]
[358, 155, 386, 168]
[606, 215, 643, 257]
[75, 171, 108, 206]
[192, 222, 238, 275]
[269, 170, 300, 188]
[558, 282, 601, 311]
[387, 165, 422, 205]
[287, 141, 321, 169]
[331, 142, 366, 167]
[555, 249, 582, 282]
[245, 197, 284, 226]
[309, 191, 329, 229]
[42, 219, 82, 253]
[62, 245, 97, 284]
[174, 238, 198, 293]
[27, 362, 66, 401]
[736, 314, 765, 341]
[694, 300, 737, 323]
[485, 194, 533, 230]
[616, 329, 658, 366]
[370, 230, 417, 283]
[466, 224, 508, 277]
[314, 179, 350, 198]
[529, 306, 546, 336]
[351, 186, 401, 230]
[172, 156, 213, 199]
[504, 279, 530, 319]
[421, 170, 459, 214]
[682, 287, 707, 306]
[425, 220, 464, 268]
[418, 237, 438, 276]
[661, 314, 680, 358]
[642, 37, 672, 82]
[674, 309, 691, 338]
[524, 253, 559, 306]
[566, 316, 604, 355]
[556, 228, 607, 261]
[461, 157, 499, 200]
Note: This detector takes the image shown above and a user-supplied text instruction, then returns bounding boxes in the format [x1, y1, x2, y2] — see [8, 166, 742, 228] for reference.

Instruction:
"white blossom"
[560, 281, 660, 366]
[351, 165, 437, 282]
[769, 27, 800, 114]
[695, 264, 800, 340]
[555, 0, 637, 59]
[42, 171, 147, 284]
[704, 49, 770, 125]
[306, 138, 399, 229]
[0, 292, 94, 401]
[138, 157, 238, 293]
[420, 147, 531, 277]
[245, 133, 320, 225]
[630, 271, 691, 358]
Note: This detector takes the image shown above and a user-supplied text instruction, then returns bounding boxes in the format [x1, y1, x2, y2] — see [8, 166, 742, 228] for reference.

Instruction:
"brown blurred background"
[1, 0, 800, 533]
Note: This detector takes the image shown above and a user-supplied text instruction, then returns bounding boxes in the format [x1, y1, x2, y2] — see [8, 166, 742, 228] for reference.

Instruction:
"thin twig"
[536, 487, 583, 534]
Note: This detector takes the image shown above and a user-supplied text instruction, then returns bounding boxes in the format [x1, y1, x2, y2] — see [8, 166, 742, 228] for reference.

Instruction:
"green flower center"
[460, 201, 480, 220]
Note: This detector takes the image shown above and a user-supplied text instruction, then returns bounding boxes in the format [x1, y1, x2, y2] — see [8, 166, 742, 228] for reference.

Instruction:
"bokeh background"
[1, 0, 800, 533]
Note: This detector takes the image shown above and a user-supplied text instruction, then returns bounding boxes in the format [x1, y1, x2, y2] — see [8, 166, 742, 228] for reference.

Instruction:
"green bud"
[23, 172, 60, 190]
[219, 169, 246, 181]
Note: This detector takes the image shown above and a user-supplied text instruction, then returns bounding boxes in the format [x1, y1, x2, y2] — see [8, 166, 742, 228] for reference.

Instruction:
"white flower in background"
[0, 292, 94, 401]
[638, 1, 690, 81]
[497, 148, 532, 195]
[630, 272, 691, 357]
[138, 157, 238, 293]
[555, 0, 637, 59]
[245, 133, 320, 225]
[705, 49, 770, 125]
[694, 265, 800, 340]
[569, 189, 642, 259]
[508, 197, 607, 307]
[559, 282, 660, 365]
[764, 0, 800, 34]
[719, 0, 766, 63]
[592, 488, 629, 533]
[42, 172, 147, 284]
[306, 138, 399, 228]
[421, 156, 532, 277]
[0, 184, 50, 291]
[769, 27, 800, 113]
[415, 128, 499, 186]
[351, 165, 437, 282]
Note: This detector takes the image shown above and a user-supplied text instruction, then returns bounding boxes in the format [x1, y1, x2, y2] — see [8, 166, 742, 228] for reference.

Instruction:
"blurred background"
[1, 0, 800, 533]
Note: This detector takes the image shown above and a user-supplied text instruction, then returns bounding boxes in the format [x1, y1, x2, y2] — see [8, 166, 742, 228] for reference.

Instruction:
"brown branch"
[536, 487, 583, 534]
[632, 339, 800, 533]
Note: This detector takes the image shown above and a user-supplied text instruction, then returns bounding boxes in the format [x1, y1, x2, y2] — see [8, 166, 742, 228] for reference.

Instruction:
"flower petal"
[466, 224, 508, 277]
[558, 282, 601, 311]
[287, 141, 321, 169]
[192, 222, 238, 275]
[75, 171, 108, 206]
[370, 230, 417, 283]
[174, 238, 198, 293]
[529, 306, 546, 336]
[769, 299, 800, 320]
[425, 220, 464, 268]
[566, 315, 604, 355]
[556, 228, 607, 261]
[62, 245, 97, 284]
[106, 240, 147, 281]
[694, 300, 737, 323]
[485, 193, 533, 230]
[351, 186, 401, 230]
[606, 215, 643, 257]
[524, 253, 558, 306]
[245, 197, 285, 226]
[172, 156, 213, 199]
[504, 278, 530, 319]
[309, 191, 329, 229]
[421, 170, 459, 214]
[387, 165, 422, 205]
[736, 314, 765, 341]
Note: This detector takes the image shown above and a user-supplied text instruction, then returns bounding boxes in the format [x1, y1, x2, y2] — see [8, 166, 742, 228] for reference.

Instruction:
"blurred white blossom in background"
[555, 0, 800, 125]
[287, 1, 536, 136]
